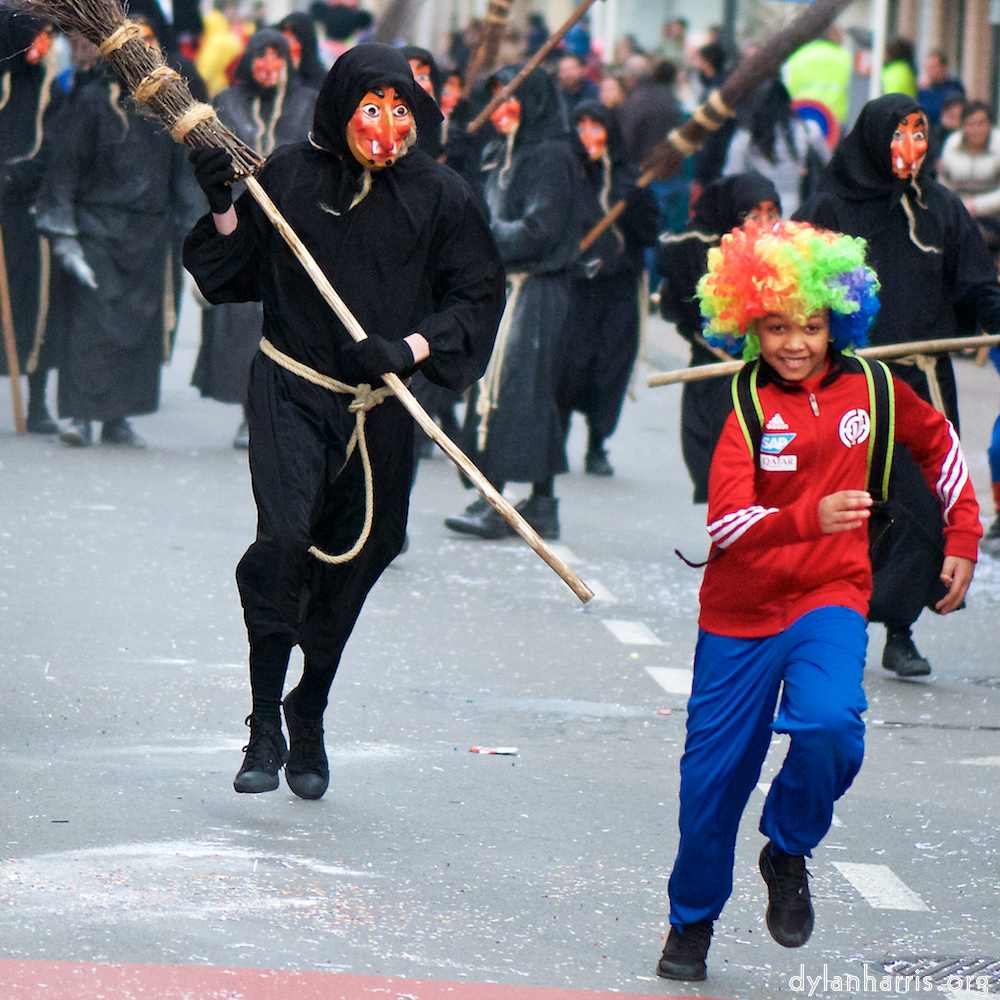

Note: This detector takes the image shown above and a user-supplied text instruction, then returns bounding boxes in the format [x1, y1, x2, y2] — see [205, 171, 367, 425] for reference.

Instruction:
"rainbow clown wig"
[696, 220, 881, 362]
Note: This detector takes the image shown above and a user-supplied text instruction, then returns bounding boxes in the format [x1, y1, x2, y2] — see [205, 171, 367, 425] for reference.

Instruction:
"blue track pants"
[667, 606, 867, 927]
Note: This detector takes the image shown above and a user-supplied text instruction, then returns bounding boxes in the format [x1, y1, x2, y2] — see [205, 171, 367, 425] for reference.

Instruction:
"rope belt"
[259, 336, 396, 565]
[476, 272, 526, 451]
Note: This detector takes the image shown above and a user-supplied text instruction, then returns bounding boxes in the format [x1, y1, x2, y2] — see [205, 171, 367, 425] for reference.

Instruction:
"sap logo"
[761, 432, 796, 455]
[761, 454, 797, 472]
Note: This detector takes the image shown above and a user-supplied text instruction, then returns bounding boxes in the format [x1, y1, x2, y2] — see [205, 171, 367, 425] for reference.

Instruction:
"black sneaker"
[283, 690, 329, 800]
[514, 495, 560, 540]
[101, 418, 146, 448]
[26, 404, 59, 435]
[234, 714, 288, 793]
[657, 920, 712, 981]
[584, 449, 614, 477]
[60, 418, 92, 448]
[444, 496, 514, 540]
[759, 842, 814, 947]
[882, 630, 931, 677]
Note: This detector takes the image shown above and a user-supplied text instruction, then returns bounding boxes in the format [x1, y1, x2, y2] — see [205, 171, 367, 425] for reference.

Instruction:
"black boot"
[233, 714, 287, 793]
[444, 496, 514, 540]
[283, 689, 329, 800]
[584, 448, 614, 477]
[759, 842, 814, 947]
[232, 419, 249, 450]
[515, 494, 560, 540]
[60, 419, 92, 448]
[882, 627, 931, 677]
[657, 920, 713, 981]
[101, 418, 146, 448]
[26, 371, 58, 434]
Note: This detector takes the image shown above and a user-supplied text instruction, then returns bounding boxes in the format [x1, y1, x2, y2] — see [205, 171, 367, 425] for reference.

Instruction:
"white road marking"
[755, 782, 843, 826]
[832, 862, 930, 910]
[645, 666, 692, 695]
[586, 579, 618, 603]
[602, 620, 663, 645]
[951, 756, 1000, 766]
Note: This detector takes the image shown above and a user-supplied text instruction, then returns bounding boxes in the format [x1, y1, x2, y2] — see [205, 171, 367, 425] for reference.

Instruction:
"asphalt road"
[1, 292, 999, 1000]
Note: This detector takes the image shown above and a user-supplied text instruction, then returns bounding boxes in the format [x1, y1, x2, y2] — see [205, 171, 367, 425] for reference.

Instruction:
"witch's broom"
[15, 0, 593, 604]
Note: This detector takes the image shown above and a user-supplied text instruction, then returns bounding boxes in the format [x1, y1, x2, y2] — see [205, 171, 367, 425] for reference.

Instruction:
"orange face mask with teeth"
[576, 116, 607, 161]
[346, 87, 413, 169]
[890, 111, 928, 179]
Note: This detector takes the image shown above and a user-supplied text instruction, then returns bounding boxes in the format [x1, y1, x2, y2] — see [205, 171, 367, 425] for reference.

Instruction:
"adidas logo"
[766, 413, 789, 430]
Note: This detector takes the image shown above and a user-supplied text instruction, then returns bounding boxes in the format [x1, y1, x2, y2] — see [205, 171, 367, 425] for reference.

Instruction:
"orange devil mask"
[576, 115, 607, 161]
[346, 86, 414, 169]
[890, 111, 928, 179]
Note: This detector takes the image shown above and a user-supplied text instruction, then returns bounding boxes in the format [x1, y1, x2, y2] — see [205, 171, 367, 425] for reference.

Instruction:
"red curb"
[0, 960, 729, 999]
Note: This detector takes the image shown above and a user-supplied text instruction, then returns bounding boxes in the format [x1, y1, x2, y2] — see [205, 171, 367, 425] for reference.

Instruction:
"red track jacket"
[699, 359, 981, 638]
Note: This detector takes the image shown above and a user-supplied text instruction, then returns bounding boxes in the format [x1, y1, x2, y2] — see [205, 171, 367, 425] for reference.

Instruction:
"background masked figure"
[276, 12, 329, 92]
[191, 29, 318, 449]
[184, 43, 504, 800]
[0, 9, 64, 434]
[658, 172, 781, 503]
[446, 65, 586, 542]
[795, 93, 1000, 676]
[34, 21, 201, 448]
[555, 101, 658, 477]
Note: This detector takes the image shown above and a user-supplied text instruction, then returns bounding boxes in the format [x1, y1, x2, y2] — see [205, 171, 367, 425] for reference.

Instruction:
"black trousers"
[236, 353, 414, 719]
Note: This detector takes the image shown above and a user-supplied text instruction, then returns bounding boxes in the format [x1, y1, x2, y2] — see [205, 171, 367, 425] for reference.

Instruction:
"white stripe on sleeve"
[935, 424, 969, 522]
[708, 505, 779, 548]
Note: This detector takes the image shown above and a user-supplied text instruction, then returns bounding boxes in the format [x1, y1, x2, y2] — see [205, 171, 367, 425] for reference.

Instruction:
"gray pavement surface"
[1, 290, 999, 998]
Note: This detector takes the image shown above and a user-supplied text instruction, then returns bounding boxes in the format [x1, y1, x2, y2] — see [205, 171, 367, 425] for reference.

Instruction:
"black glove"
[343, 335, 416, 381]
[189, 146, 236, 214]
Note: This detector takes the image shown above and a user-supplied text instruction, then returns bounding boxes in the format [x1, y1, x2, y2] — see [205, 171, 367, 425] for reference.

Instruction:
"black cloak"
[554, 101, 659, 452]
[33, 64, 202, 420]
[459, 65, 586, 486]
[795, 93, 1000, 625]
[398, 44, 443, 158]
[276, 12, 329, 91]
[183, 43, 505, 668]
[657, 171, 781, 503]
[0, 8, 65, 375]
[192, 28, 319, 405]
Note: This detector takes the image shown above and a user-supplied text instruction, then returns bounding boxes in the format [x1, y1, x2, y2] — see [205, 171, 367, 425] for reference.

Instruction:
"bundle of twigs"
[14, 0, 262, 175]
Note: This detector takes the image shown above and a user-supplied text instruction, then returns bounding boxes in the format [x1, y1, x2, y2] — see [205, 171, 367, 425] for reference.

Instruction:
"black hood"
[311, 42, 441, 158]
[0, 7, 51, 71]
[124, 0, 177, 53]
[689, 171, 781, 235]
[487, 63, 568, 152]
[820, 92, 922, 202]
[400, 45, 441, 102]
[233, 28, 292, 91]
[275, 12, 325, 85]
[572, 100, 625, 162]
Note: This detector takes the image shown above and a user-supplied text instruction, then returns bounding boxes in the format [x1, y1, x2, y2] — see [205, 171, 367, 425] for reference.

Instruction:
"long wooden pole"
[0, 221, 27, 435]
[245, 178, 593, 604]
[466, 0, 602, 133]
[646, 334, 1000, 388]
[579, 0, 855, 253]
[462, 0, 515, 99]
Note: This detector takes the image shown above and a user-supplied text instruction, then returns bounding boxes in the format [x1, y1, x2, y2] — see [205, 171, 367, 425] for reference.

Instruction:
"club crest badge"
[839, 409, 871, 448]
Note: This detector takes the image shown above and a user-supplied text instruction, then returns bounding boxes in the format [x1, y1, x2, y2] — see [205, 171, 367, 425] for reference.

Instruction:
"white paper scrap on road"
[586, 579, 618, 603]
[646, 666, 692, 694]
[832, 862, 930, 910]
[603, 619, 663, 645]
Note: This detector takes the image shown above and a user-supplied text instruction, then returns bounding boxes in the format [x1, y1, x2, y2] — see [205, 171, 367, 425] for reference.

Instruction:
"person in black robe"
[276, 12, 329, 91]
[555, 101, 658, 477]
[444, 65, 586, 542]
[795, 93, 1000, 677]
[183, 43, 505, 800]
[0, 9, 64, 433]
[191, 29, 318, 448]
[657, 171, 781, 502]
[33, 32, 201, 448]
